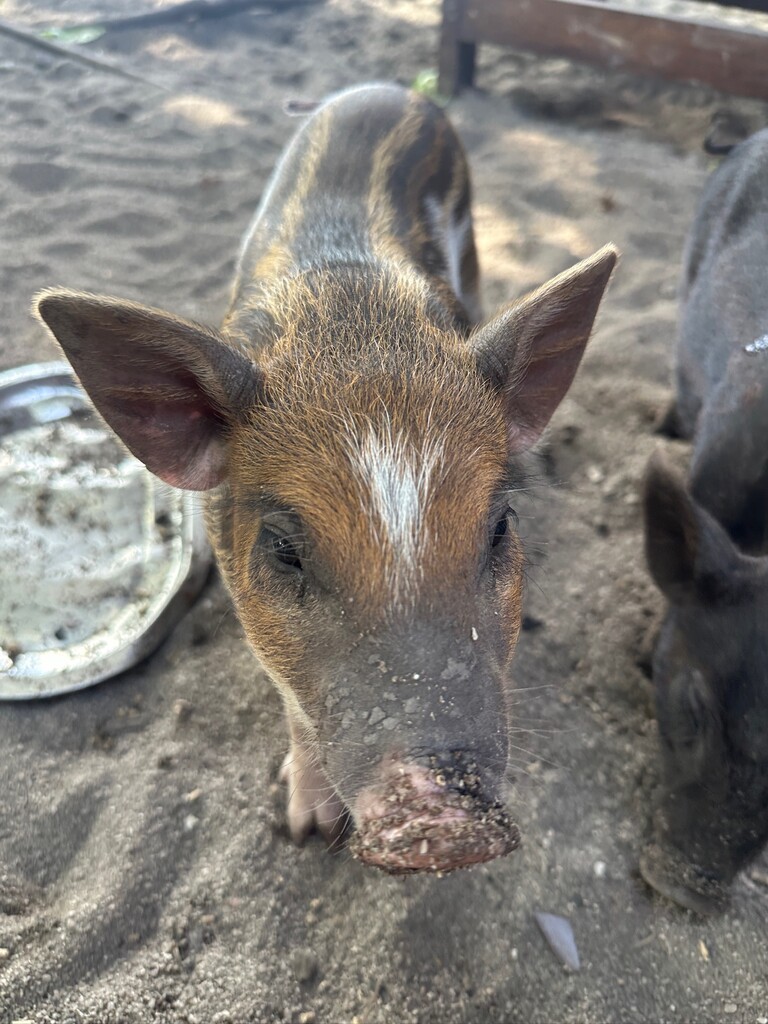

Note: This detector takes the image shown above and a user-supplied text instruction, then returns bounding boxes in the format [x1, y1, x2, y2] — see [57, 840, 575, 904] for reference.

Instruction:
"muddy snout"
[348, 755, 520, 875]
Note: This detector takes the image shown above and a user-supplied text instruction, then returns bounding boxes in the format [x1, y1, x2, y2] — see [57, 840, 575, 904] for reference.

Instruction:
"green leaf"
[411, 69, 442, 102]
[410, 69, 448, 107]
[39, 24, 106, 45]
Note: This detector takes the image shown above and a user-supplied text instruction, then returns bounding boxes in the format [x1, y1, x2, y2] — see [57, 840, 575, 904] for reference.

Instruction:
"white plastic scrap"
[534, 911, 581, 971]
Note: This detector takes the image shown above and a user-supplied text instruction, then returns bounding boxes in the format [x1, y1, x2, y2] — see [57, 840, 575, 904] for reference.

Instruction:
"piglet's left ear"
[471, 244, 618, 453]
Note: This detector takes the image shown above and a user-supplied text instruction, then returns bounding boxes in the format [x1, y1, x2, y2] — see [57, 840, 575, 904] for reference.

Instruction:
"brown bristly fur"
[34, 83, 617, 858]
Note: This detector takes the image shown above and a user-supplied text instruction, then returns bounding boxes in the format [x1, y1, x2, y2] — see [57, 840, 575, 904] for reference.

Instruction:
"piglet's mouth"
[348, 764, 520, 875]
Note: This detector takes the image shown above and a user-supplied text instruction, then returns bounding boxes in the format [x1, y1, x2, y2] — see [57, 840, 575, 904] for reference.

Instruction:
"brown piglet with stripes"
[36, 84, 617, 874]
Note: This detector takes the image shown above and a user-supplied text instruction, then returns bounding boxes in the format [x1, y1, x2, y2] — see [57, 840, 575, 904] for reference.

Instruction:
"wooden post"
[438, 0, 476, 97]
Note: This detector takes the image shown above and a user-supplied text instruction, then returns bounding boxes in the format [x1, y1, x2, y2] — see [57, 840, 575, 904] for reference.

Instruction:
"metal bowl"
[0, 362, 211, 699]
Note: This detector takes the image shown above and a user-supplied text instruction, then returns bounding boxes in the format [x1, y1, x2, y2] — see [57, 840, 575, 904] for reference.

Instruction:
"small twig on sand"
[283, 97, 321, 116]
[71, 0, 324, 34]
[0, 16, 162, 87]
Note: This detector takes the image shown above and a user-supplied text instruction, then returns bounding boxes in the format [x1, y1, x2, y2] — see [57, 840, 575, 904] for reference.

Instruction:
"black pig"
[640, 128, 768, 913]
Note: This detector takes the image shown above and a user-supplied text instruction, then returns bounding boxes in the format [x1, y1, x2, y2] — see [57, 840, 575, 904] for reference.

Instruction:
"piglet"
[641, 128, 768, 912]
[35, 83, 617, 874]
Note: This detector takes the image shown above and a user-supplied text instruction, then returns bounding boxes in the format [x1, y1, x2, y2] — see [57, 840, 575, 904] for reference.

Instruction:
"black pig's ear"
[34, 290, 262, 491]
[643, 451, 747, 606]
[471, 244, 618, 454]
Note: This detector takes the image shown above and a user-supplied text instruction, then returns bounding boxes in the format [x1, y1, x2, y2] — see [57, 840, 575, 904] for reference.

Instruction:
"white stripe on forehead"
[346, 420, 443, 601]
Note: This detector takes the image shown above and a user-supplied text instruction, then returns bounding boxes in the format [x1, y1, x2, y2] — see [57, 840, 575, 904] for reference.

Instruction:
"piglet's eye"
[492, 516, 508, 547]
[491, 508, 518, 548]
[261, 528, 303, 573]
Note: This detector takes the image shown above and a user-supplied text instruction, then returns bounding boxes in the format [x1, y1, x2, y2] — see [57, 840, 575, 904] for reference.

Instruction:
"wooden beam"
[452, 0, 768, 102]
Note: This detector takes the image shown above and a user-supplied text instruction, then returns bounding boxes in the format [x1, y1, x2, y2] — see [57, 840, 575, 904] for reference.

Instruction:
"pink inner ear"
[506, 336, 585, 453]
[473, 245, 618, 456]
[101, 390, 228, 491]
[36, 291, 261, 491]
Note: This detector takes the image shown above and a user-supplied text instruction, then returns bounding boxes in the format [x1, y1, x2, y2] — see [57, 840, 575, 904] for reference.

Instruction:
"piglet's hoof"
[639, 841, 728, 915]
[279, 747, 348, 846]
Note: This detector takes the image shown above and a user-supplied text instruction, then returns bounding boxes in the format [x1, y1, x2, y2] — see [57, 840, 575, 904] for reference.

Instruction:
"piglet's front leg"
[278, 718, 348, 845]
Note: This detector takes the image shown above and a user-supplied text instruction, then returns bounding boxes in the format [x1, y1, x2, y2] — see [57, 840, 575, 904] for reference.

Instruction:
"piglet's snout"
[348, 757, 520, 875]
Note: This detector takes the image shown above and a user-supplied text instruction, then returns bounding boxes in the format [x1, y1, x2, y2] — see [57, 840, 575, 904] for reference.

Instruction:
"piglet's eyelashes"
[491, 507, 518, 546]
[257, 523, 305, 574]
[492, 515, 508, 546]
[488, 505, 519, 565]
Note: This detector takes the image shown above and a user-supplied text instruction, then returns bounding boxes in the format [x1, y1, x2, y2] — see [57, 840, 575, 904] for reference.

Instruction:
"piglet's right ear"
[34, 289, 262, 491]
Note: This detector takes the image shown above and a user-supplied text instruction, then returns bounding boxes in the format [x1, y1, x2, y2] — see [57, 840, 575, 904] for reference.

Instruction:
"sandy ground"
[2, 1, 768, 1021]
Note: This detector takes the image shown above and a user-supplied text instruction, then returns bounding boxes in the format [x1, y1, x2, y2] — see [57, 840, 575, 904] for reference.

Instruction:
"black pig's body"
[642, 129, 768, 913]
[676, 128, 768, 548]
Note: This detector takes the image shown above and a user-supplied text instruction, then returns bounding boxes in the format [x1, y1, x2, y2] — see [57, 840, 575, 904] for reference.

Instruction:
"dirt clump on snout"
[348, 760, 521, 876]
